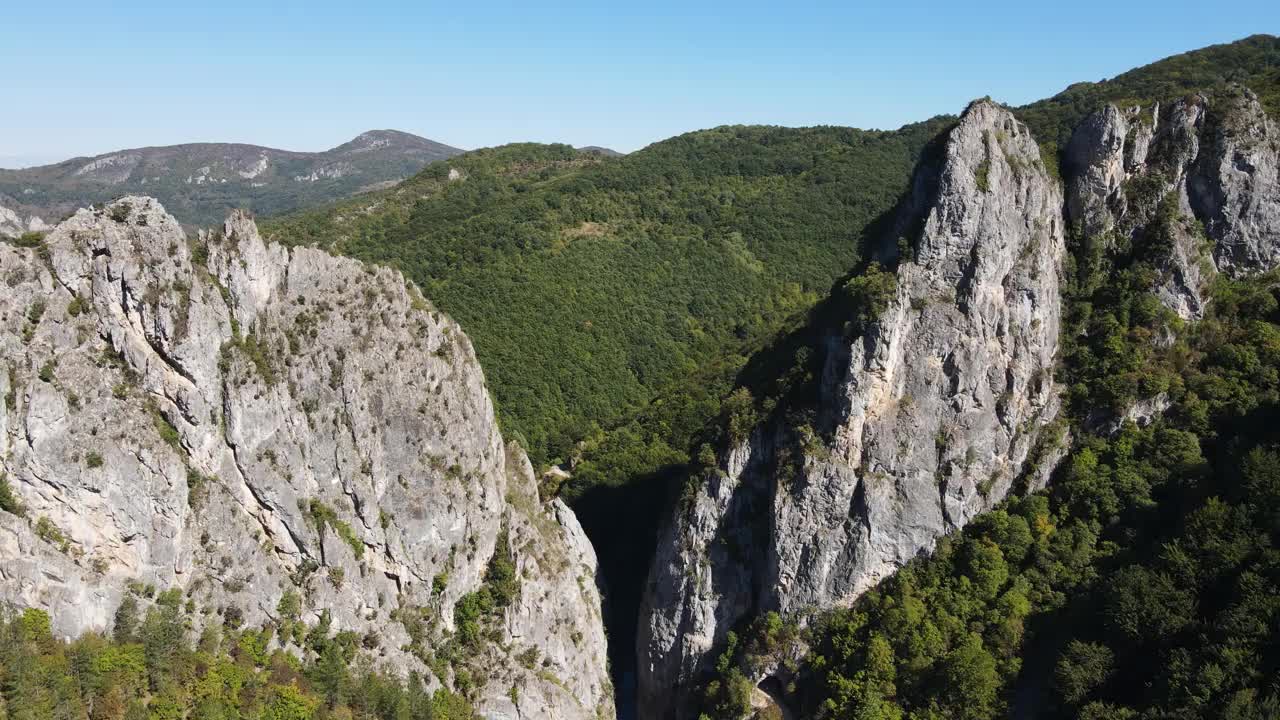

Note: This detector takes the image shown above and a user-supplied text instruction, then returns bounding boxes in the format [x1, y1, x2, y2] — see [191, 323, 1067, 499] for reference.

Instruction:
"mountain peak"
[351, 128, 424, 143]
[331, 129, 462, 156]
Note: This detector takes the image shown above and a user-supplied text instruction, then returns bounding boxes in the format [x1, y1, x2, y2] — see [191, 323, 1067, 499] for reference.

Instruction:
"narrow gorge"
[2, 37, 1279, 720]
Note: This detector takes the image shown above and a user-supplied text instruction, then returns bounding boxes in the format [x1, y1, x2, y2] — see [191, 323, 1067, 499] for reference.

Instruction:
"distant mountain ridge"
[0, 129, 462, 232]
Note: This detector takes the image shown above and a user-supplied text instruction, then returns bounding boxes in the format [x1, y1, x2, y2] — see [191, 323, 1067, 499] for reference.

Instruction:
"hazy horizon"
[4, 1, 1278, 166]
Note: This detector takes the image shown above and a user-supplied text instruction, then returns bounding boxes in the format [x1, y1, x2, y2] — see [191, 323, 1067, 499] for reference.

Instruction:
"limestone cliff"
[0, 203, 49, 238]
[637, 85, 1280, 720]
[1064, 85, 1280, 318]
[637, 100, 1067, 718]
[0, 197, 613, 720]
[0, 130, 462, 229]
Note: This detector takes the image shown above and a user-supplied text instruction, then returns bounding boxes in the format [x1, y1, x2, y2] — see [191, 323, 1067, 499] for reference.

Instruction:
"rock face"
[0, 197, 613, 720]
[0, 203, 49, 238]
[1190, 89, 1280, 274]
[636, 85, 1280, 720]
[637, 100, 1067, 719]
[1065, 86, 1280, 318]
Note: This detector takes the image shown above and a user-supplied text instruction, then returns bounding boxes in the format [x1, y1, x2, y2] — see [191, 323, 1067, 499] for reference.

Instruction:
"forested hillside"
[696, 260, 1280, 720]
[264, 122, 951, 468]
[680, 35, 1280, 720]
[257, 37, 1280, 715]
[263, 127, 957, 694]
[263, 33, 1280, 496]
[0, 130, 461, 230]
[6, 32, 1280, 720]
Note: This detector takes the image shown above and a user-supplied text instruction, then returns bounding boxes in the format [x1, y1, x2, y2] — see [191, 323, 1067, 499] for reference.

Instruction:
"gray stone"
[0, 203, 48, 238]
[1066, 103, 1129, 237]
[0, 197, 613, 720]
[1189, 87, 1280, 275]
[1066, 86, 1280, 320]
[638, 85, 1280, 720]
[637, 100, 1067, 719]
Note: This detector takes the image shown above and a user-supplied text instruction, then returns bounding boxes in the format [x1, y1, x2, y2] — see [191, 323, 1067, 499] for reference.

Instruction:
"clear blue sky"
[3, 1, 1276, 166]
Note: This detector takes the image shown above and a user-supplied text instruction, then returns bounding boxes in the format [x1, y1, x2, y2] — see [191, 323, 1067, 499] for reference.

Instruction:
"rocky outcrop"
[0, 197, 613, 720]
[0, 202, 49, 238]
[637, 100, 1067, 719]
[1189, 88, 1280, 274]
[1065, 86, 1280, 318]
[1065, 103, 1133, 238]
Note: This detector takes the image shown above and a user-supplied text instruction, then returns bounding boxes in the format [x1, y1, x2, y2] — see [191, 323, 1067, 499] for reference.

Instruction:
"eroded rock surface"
[0, 197, 613, 720]
[638, 85, 1280, 720]
[0, 203, 49, 238]
[1065, 86, 1280, 318]
[637, 100, 1068, 719]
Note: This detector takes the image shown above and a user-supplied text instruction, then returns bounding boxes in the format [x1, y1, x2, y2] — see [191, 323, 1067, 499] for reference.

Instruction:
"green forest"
[0, 593, 477, 720]
[5, 32, 1280, 720]
[262, 35, 1280, 719]
[264, 121, 951, 469]
[691, 134, 1280, 720]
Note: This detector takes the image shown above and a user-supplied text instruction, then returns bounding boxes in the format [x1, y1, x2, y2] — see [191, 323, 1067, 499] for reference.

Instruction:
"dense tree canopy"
[0, 592, 476, 720]
[693, 188, 1280, 720]
[265, 122, 951, 468]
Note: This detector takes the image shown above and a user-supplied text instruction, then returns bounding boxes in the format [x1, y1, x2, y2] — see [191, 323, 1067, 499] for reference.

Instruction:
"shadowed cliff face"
[0, 197, 613, 720]
[637, 100, 1068, 719]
